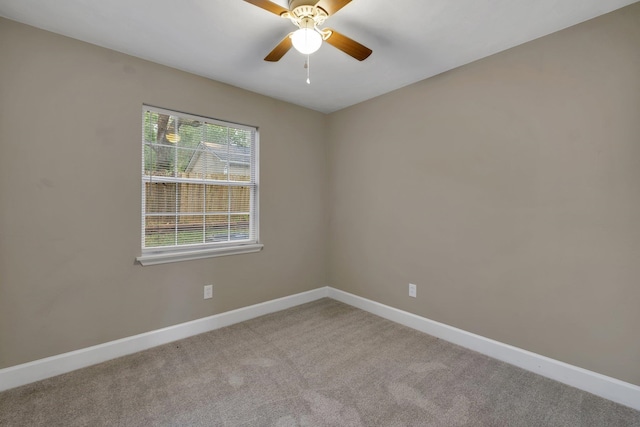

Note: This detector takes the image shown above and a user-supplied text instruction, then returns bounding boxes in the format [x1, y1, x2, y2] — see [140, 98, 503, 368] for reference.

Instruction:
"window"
[136, 105, 262, 266]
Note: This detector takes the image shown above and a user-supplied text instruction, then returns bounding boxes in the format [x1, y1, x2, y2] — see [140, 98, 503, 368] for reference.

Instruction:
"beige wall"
[327, 4, 640, 385]
[0, 18, 328, 368]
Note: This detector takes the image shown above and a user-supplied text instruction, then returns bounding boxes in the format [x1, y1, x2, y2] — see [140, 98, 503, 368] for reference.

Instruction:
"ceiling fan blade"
[264, 34, 293, 61]
[315, 0, 352, 16]
[243, 0, 289, 16]
[324, 29, 372, 61]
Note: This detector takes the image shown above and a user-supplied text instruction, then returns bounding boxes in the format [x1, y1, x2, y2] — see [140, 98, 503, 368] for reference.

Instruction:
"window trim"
[136, 105, 262, 266]
[136, 243, 263, 266]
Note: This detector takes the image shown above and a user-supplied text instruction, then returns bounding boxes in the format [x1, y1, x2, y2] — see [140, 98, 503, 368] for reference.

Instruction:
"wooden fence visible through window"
[144, 174, 251, 235]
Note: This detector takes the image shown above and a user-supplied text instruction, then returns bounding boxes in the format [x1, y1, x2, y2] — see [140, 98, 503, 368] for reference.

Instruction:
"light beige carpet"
[1, 298, 638, 426]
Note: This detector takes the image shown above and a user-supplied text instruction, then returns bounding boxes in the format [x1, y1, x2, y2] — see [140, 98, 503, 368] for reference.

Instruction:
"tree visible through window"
[141, 105, 258, 254]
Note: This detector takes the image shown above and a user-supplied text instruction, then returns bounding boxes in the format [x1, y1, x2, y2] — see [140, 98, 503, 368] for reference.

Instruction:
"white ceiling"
[0, 0, 636, 113]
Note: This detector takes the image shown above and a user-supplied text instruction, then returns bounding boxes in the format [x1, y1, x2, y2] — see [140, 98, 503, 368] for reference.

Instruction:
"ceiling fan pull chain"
[305, 54, 311, 84]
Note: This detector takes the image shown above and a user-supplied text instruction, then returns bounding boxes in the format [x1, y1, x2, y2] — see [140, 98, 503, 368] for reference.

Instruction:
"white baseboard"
[2, 286, 638, 412]
[0, 287, 329, 392]
[328, 287, 640, 411]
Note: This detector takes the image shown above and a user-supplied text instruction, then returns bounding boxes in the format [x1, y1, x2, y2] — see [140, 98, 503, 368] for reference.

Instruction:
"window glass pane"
[204, 123, 227, 145]
[183, 149, 203, 179]
[162, 115, 180, 145]
[205, 185, 229, 213]
[144, 112, 177, 177]
[198, 142, 228, 179]
[229, 128, 251, 148]
[203, 124, 229, 179]
[230, 186, 250, 213]
[177, 215, 204, 245]
[145, 215, 176, 247]
[143, 145, 155, 176]
[144, 143, 174, 177]
[177, 147, 200, 178]
[145, 182, 176, 214]
[228, 152, 251, 182]
[178, 183, 203, 214]
[176, 119, 203, 149]
[205, 215, 229, 242]
[229, 128, 251, 182]
[230, 215, 250, 241]
[143, 111, 160, 143]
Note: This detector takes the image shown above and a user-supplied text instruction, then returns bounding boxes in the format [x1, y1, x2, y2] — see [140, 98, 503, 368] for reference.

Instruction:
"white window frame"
[136, 105, 262, 266]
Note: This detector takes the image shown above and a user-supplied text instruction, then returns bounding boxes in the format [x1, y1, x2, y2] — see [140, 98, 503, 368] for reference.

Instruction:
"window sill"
[136, 243, 264, 266]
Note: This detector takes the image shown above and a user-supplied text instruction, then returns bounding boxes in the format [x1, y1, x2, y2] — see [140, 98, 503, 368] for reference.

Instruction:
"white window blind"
[138, 105, 261, 265]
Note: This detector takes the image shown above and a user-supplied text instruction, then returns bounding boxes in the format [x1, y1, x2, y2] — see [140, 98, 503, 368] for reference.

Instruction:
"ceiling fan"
[244, 0, 372, 62]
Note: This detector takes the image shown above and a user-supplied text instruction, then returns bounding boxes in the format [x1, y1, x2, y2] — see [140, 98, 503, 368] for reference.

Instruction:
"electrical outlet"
[409, 283, 417, 298]
[204, 285, 213, 299]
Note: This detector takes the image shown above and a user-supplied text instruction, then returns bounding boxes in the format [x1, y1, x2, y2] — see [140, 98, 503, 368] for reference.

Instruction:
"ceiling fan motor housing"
[285, 1, 328, 28]
[288, 0, 318, 10]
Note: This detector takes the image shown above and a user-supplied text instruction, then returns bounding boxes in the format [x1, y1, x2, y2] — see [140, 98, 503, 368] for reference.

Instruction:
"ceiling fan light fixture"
[291, 27, 322, 55]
